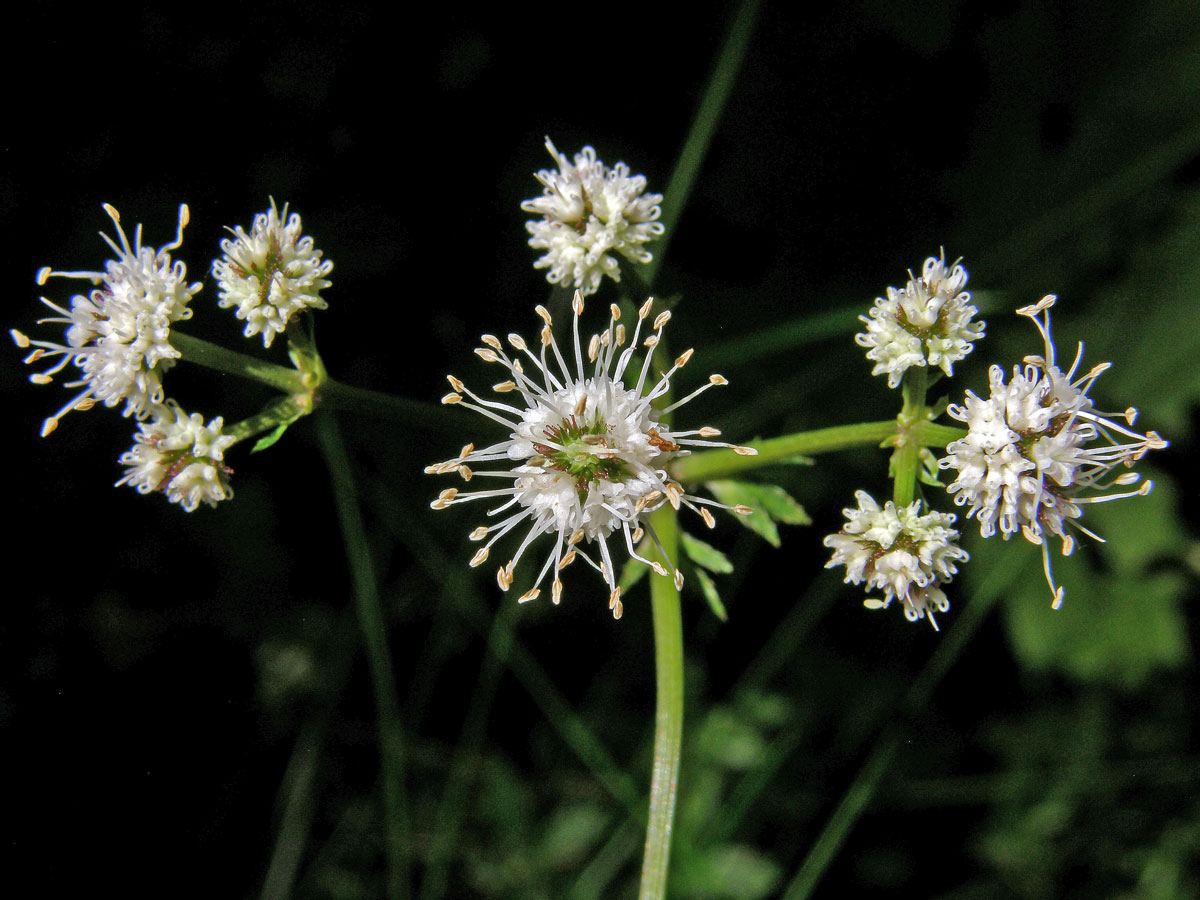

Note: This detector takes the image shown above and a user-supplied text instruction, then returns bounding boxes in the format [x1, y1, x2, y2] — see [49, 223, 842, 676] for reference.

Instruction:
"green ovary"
[537, 416, 628, 490]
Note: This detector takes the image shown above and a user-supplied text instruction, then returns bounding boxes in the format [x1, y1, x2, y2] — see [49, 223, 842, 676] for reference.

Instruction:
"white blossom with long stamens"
[939, 295, 1168, 607]
[11, 204, 200, 436]
[428, 292, 755, 619]
[521, 138, 664, 297]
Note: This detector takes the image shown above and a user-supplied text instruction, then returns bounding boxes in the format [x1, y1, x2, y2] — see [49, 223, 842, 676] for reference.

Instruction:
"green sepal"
[251, 422, 290, 453]
[917, 447, 943, 488]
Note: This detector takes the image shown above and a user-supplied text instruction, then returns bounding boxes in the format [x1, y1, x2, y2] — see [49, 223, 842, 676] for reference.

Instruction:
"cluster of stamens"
[939, 295, 1167, 606]
[427, 292, 755, 618]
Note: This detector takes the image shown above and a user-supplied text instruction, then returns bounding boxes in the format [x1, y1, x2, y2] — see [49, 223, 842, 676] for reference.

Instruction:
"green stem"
[779, 545, 1016, 900]
[892, 366, 929, 506]
[323, 378, 464, 431]
[671, 419, 966, 484]
[176, 330, 464, 431]
[781, 728, 901, 900]
[314, 410, 410, 900]
[643, 0, 762, 288]
[639, 504, 685, 900]
[172, 331, 307, 394]
[225, 394, 314, 445]
[418, 607, 512, 900]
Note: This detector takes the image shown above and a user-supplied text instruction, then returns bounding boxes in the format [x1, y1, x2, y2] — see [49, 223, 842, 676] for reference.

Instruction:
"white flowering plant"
[11, 8, 1194, 900]
[13, 200, 338, 511]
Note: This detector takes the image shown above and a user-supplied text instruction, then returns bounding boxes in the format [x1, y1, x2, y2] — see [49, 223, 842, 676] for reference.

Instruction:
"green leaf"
[694, 568, 728, 622]
[670, 844, 783, 900]
[251, 422, 290, 453]
[694, 704, 767, 770]
[534, 803, 606, 869]
[754, 484, 811, 524]
[976, 521, 1190, 688]
[682, 532, 734, 574]
[1008, 569, 1188, 688]
[1079, 468, 1181, 575]
[706, 480, 811, 547]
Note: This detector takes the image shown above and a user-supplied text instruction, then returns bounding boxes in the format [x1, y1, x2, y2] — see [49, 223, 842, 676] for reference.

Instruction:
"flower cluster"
[12, 204, 200, 436]
[116, 401, 236, 511]
[824, 491, 967, 630]
[427, 293, 755, 618]
[522, 139, 664, 297]
[856, 253, 985, 388]
[212, 201, 333, 348]
[939, 295, 1167, 607]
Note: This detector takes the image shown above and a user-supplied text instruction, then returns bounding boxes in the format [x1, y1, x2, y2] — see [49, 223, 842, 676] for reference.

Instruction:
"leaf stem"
[172, 331, 308, 394]
[671, 419, 965, 483]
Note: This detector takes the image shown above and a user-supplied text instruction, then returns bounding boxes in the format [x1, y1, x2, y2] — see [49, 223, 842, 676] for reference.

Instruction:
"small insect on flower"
[427, 292, 755, 619]
[12, 204, 201, 436]
[939, 295, 1168, 607]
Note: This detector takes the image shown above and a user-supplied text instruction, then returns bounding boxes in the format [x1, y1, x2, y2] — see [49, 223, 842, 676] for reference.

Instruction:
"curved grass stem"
[315, 410, 411, 900]
[779, 546, 1020, 900]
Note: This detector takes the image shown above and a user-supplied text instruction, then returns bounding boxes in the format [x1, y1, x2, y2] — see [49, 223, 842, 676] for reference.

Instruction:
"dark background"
[4, 2, 1199, 898]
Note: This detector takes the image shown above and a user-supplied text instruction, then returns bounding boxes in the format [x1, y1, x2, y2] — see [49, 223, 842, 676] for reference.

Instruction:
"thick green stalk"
[672, 421, 895, 482]
[638, 504, 685, 900]
[670, 420, 966, 484]
[172, 331, 308, 394]
[314, 411, 410, 900]
[632, 4, 756, 896]
[892, 366, 929, 506]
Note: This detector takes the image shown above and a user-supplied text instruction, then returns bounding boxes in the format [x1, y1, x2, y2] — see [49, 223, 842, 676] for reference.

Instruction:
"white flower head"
[856, 252, 986, 388]
[12, 204, 201, 436]
[428, 292, 756, 619]
[939, 295, 1168, 607]
[116, 400, 236, 512]
[521, 138, 664, 297]
[824, 490, 967, 630]
[212, 200, 332, 347]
